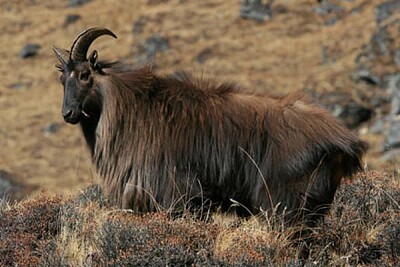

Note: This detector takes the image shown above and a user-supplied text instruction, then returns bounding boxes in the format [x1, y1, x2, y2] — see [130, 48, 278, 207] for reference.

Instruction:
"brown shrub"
[94, 212, 219, 266]
[0, 195, 61, 266]
[0, 172, 398, 266]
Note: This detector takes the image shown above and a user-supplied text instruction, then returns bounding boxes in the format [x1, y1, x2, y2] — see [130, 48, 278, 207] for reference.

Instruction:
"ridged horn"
[52, 46, 70, 65]
[70, 27, 117, 62]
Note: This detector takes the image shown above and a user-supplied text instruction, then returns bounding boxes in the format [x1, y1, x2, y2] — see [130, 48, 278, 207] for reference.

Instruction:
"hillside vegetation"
[1, 171, 399, 266]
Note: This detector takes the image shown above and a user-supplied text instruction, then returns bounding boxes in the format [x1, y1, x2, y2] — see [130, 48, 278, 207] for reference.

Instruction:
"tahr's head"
[53, 27, 117, 124]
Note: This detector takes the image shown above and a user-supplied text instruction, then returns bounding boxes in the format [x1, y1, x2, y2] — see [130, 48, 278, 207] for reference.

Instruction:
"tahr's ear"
[53, 46, 70, 66]
[89, 50, 98, 69]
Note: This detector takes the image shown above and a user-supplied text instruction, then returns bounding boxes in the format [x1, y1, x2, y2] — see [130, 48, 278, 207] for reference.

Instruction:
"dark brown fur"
[77, 61, 366, 225]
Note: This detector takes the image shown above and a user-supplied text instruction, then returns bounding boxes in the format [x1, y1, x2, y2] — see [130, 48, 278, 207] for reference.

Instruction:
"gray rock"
[321, 46, 337, 64]
[390, 91, 400, 116]
[43, 122, 61, 134]
[8, 79, 32, 90]
[132, 16, 147, 35]
[383, 74, 400, 150]
[194, 48, 213, 64]
[325, 16, 338, 26]
[388, 74, 400, 115]
[321, 46, 328, 64]
[370, 118, 385, 134]
[350, 5, 364, 15]
[240, 0, 273, 22]
[353, 69, 381, 86]
[385, 118, 400, 149]
[315, 2, 343, 15]
[354, 45, 375, 65]
[63, 14, 81, 28]
[370, 93, 390, 108]
[370, 27, 392, 57]
[20, 44, 41, 59]
[148, 0, 169, 4]
[381, 148, 400, 162]
[324, 94, 374, 129]
[375, 0, 400, 24]
[314, 0, 349, 26]
[394, 49, 400, 67]
[69, 0, 90, 7]
[145, 35, 169, 57]
[136, 35, 169, 63]
[9, 83, 25, 90]
[337, 102, 374, 129]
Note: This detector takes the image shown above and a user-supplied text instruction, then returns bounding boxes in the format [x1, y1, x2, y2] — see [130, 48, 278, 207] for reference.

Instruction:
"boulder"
[63, 14, 81, 28]
[375, 0, 400, 24]
[20, 44, 40, 59]
[69, 0, 90, 7]
[136, 35, 169, 63]
[239, 0, 273, 22]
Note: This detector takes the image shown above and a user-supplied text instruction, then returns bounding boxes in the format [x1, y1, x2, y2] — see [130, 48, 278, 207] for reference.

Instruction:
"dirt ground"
[0, 0, 396, 199]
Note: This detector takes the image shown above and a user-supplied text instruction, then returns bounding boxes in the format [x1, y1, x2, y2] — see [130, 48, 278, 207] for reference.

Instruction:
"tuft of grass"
[0, 172, 399, 266]
[94, 212, 219, 266]
[41, 185, 108, 266]
[303, 171, 400, 266]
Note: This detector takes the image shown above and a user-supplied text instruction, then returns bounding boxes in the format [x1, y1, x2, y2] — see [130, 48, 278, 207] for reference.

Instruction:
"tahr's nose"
[63, 109, 73, 119]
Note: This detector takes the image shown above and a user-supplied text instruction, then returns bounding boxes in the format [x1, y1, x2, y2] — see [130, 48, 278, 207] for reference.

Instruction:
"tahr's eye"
[80, 71, 90, 81]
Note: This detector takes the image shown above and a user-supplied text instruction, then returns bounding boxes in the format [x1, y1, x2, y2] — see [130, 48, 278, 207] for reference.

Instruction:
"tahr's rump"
[54, 27, 367, 225]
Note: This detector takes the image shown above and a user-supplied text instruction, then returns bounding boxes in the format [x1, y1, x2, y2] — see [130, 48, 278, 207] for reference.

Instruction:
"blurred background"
[0, 0, 399, 201]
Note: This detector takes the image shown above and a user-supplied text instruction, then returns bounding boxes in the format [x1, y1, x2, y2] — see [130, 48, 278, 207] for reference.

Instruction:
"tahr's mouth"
[64, 112, 81, 124]
[63, 106, 82, 124]
[64, 108, 90, 124]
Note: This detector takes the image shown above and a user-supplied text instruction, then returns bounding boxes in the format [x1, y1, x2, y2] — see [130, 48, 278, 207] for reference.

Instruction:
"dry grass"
[0, 171, 398, 266]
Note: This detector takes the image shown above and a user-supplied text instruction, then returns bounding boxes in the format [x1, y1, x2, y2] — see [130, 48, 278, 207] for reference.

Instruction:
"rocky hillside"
[0, 0, 399, 200]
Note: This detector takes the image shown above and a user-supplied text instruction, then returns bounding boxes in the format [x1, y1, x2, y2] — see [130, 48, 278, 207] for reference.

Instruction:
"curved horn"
[70, 27, 117, 62]
[52, 46, 70, 65]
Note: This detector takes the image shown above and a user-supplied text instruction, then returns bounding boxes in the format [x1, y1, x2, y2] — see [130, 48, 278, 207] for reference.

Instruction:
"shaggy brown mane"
[87, 60, 366, 224]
